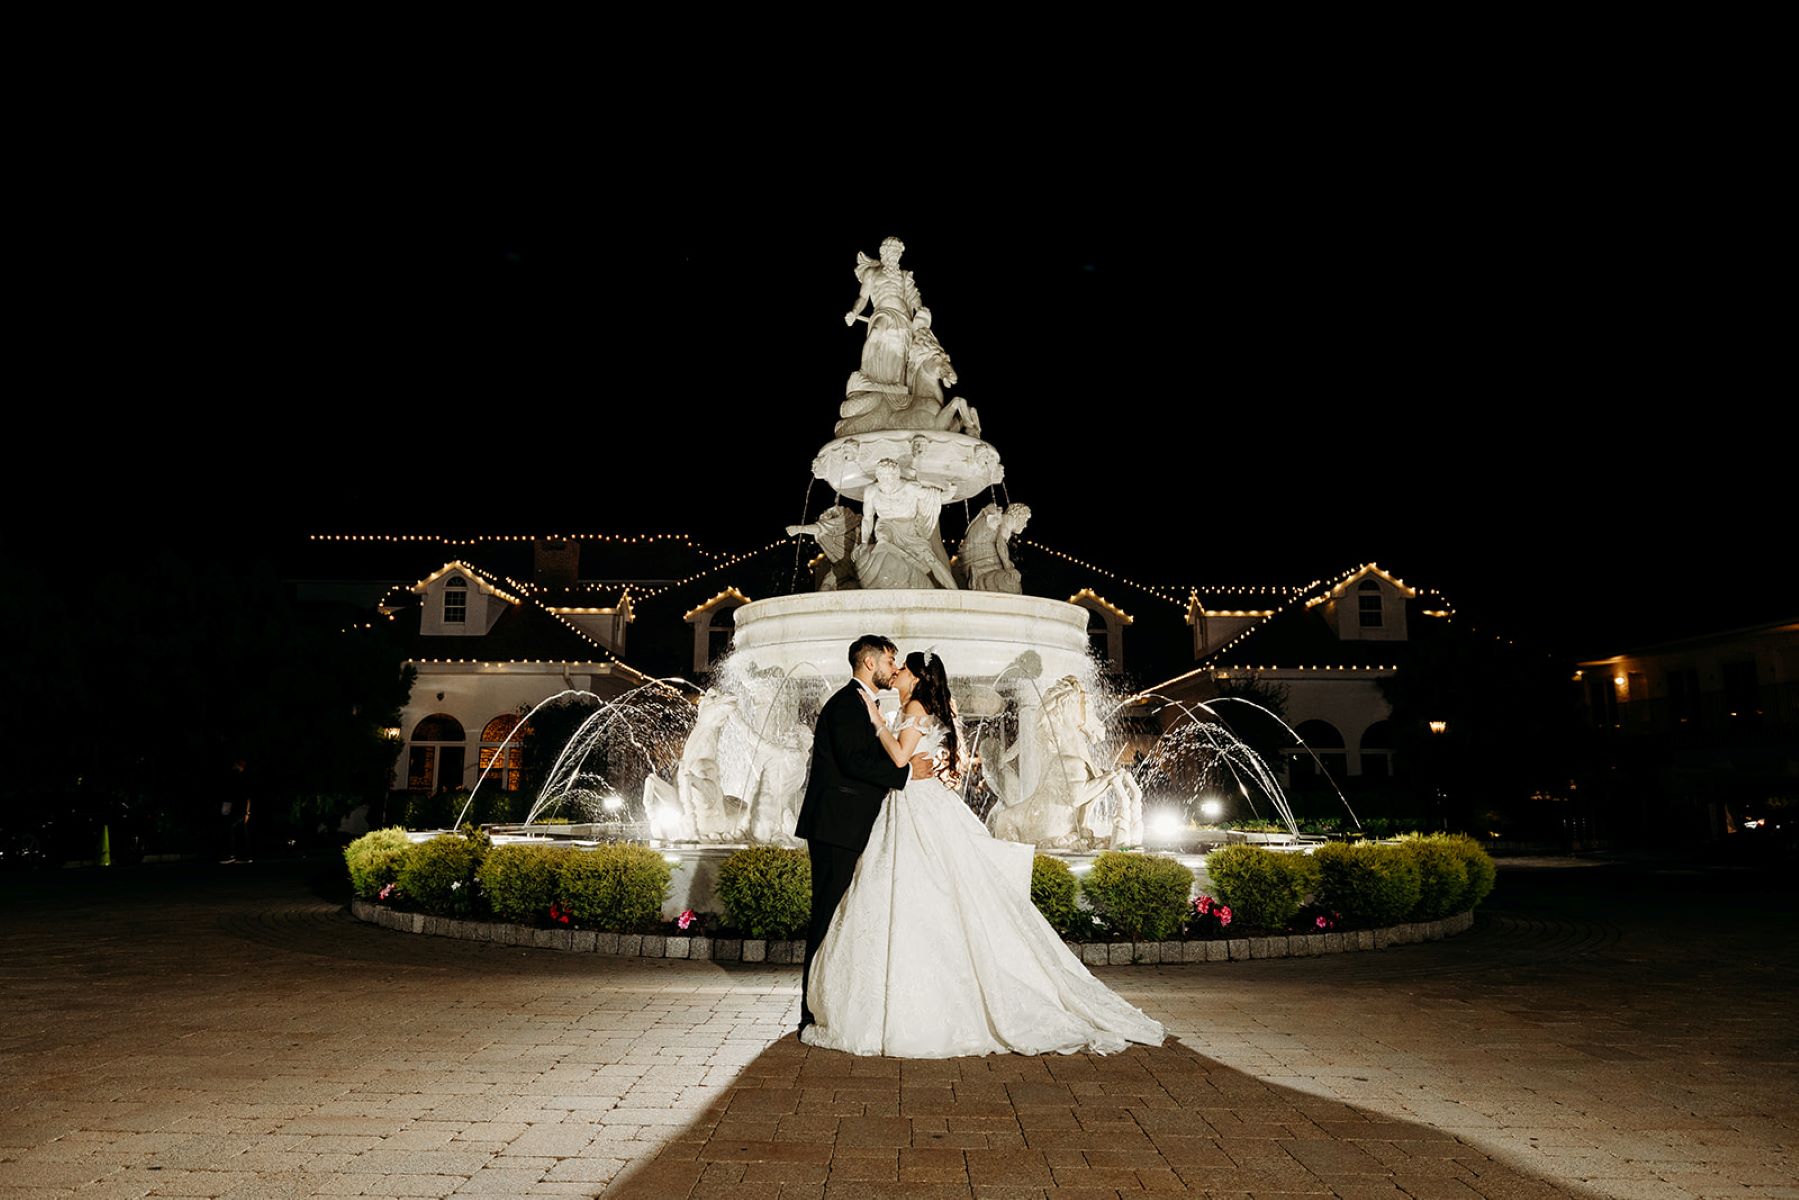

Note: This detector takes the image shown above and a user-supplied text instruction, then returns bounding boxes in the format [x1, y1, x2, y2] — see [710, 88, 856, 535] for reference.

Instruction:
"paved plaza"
[1, 853, 1794, 1199]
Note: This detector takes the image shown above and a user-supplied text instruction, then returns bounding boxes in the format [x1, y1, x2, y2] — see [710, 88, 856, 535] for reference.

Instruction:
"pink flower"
[1316, 915, 1329, 929]
[1218, 906, 1232, 927]
[1195, 895, 1213, 915]
[378, 882, 396, 901]
[677, 908, 696, 931]
[549, 901, 571, 926]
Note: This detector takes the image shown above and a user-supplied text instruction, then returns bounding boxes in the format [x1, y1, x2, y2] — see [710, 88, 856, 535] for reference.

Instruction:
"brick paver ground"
[1, 854, 1794, 1199]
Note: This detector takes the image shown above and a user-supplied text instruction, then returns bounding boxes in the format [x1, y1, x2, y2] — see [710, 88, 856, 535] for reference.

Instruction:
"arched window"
[444, 576, 468, 624]
[1285, 719, 1347, 783]
[1359, 719, 1395, 779]
[478, 714, 527, 792]
[1358, 579, 1383, 628]
[407, 713, 466, 794]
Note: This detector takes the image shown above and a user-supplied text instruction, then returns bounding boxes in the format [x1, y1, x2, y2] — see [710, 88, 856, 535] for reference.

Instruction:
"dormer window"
[444, 577, 468, 624]
[1358, 580, 1382, 628]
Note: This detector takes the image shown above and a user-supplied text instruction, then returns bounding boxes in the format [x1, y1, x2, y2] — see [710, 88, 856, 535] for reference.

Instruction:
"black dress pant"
[800, 839, 862, 1027]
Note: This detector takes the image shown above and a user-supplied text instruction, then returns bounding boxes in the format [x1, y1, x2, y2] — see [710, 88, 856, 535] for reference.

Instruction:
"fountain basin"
[731, 589, 1092, 684]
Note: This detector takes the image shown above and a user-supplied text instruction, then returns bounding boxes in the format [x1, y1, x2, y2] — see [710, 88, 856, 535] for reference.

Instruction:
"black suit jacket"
[794, 681, 911, 852]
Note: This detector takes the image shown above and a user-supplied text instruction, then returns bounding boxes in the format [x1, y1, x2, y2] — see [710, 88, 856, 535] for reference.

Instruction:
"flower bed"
[345, 831, 1496, 964]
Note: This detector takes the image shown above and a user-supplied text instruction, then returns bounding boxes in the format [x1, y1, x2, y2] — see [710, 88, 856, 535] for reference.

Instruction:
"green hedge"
[1438, 834, 1497, 911]
[478, 843, 565, 924]
[1401, 836, 1470, 921]
[1030, 856, 1081, 936]
[1312, 842, 1420, 927]
[344, 827, 412, 898]
[1205, 844, 1319, 930]
[716, 846, 811, 939]
[1080, 851, 1194, 941]
[559, 843, 670, 931]
[393, 829, 490, 917]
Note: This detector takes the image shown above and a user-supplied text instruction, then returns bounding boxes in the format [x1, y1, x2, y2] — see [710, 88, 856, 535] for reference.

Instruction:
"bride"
[800, 650, 1165, 1058]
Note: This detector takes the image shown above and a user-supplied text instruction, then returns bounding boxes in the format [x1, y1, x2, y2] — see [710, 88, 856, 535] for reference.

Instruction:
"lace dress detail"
[801, 715, 1164, 1058]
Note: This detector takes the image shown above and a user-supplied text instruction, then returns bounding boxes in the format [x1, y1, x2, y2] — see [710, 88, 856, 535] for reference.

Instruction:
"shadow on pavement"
[602, 1032, 1597, 1199]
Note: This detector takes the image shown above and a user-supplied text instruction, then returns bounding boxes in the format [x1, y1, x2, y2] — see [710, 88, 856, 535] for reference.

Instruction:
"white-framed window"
[1358, 579, 1383, 628]
[444, 576, 468, 624]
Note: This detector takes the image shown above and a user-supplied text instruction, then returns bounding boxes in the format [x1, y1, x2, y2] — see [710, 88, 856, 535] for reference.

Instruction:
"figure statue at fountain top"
[851, 458, 959, 590]
[837, 238, 981, 439]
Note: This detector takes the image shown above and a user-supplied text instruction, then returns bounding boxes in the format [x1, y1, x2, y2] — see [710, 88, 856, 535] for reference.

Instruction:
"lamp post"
[1428, 719, 1448, 832]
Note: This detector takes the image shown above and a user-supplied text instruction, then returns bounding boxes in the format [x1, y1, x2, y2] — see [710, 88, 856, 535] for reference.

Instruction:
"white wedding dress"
[801, 715, 1164, 1058]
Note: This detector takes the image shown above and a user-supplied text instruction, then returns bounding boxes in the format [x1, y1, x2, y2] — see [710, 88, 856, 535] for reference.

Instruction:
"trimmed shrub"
[344, 827, 413, 898]
[560, 842, 671, 931]
[1030, 855, 1081, 936]
[1080, 851, 1194, 942]
[394, 830, 489, 916]
[1401, 836, 1470, 921]
[1439, 834, 1497, 910]
[478, 842, 567, 924]
[716, 846, 811, 940]
[1312, 842, 1421, 928]
[1205, 844, 1319, 930]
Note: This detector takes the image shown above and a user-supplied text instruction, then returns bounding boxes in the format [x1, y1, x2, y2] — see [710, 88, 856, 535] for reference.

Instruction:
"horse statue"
[835, 318, 982, 439]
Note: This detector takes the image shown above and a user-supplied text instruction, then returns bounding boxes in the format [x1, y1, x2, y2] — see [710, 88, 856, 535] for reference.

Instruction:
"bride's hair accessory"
[922, 646, 936, 669]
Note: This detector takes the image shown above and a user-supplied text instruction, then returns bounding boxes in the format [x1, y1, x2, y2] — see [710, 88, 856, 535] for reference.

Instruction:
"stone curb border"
[349, 900, 1475, 965]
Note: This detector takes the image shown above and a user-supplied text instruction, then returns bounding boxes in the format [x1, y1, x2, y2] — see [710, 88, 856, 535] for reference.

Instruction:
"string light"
[1068, 589, 1134, 625]
[683, 588, 753, 622]
[311, 532, 700, 545]
[408, 562, 524, 606]
[1021, 541, 1186, 608]
[636, 539, 790, 601]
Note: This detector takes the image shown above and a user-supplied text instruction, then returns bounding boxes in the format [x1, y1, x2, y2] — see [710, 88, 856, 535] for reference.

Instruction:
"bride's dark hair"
[904, 650, 957, 768]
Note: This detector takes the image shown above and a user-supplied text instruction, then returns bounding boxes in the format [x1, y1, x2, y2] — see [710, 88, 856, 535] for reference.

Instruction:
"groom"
[794, 633, 934, 1034]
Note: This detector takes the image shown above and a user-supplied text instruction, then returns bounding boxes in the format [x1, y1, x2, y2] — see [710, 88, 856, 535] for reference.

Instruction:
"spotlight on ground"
[1199, 798, 1223, 821]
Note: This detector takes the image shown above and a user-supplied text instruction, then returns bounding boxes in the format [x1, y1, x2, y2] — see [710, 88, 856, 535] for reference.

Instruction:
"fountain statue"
[835, 237, 982, 439]
[785, 506, 862, 591]
[851, 458, 957, 591]
[643, 689, 744, 842]
[986, 676, 1145, 850]
[958, 503, 1032, 593]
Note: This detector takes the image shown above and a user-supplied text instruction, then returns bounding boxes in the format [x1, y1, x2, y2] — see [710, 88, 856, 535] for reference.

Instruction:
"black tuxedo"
[795, 680, 910, 1028]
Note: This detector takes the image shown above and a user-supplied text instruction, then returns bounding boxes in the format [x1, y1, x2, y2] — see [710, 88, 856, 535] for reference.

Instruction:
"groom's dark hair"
[848, 634, 897, 671]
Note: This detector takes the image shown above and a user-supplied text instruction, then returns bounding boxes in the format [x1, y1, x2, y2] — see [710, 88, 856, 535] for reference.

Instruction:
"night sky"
[24, 129, 1783, 658]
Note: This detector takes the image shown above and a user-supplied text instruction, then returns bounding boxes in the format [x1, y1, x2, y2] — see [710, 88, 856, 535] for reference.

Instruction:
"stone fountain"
[732, 235, 1142, 851]
[482, 238, 1158, 913]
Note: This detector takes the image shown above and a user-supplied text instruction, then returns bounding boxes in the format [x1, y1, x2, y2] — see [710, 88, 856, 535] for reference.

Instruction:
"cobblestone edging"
[349, 900, 1476, 964]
